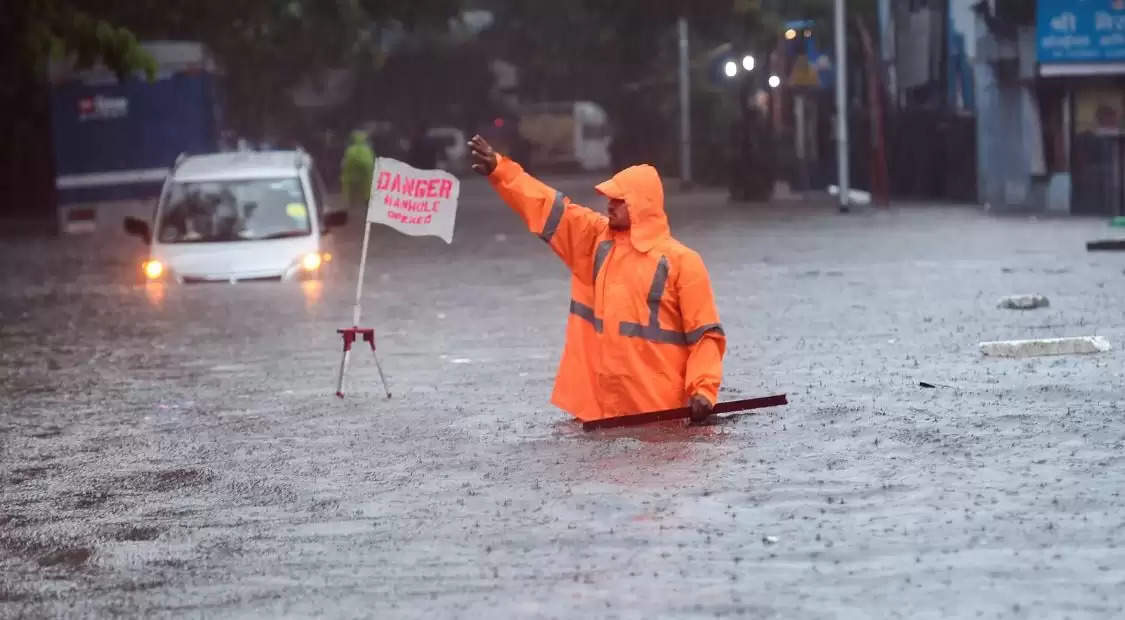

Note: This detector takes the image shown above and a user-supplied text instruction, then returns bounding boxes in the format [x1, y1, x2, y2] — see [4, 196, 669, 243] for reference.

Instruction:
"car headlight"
[143, 259, 165, 280]
[300, 252, 322, 272]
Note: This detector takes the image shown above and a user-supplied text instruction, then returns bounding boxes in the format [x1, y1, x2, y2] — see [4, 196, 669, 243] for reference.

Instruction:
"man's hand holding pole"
[689, 394, 714, 423]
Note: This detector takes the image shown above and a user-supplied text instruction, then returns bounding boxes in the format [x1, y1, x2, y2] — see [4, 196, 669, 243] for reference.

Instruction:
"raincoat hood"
[595, 164, 669, 253]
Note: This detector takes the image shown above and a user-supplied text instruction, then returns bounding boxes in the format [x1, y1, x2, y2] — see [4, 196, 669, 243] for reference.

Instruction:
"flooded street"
[3, 178, 1124, 618]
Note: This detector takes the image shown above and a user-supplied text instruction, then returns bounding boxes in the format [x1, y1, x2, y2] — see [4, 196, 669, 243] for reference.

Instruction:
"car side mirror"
[124, 216, 151, 244]
[323, 211, 348, 229]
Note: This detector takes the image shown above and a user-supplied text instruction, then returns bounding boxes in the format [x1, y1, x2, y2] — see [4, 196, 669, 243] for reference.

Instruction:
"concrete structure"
[975, 0, 1125, 215]
[880, 0, 978, 112]
[1036, 0, 1125, 217]
[972, 4, 1047, 212]
[877, 0, 979, 203]
[882, 0, 1125, 215]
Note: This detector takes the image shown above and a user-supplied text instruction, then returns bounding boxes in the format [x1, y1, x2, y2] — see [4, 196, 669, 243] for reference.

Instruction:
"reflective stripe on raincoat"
[489, 155, 725, 421]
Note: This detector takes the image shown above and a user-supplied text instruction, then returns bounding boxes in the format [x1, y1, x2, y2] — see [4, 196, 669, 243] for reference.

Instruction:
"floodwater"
[3, 178, 1124, 618]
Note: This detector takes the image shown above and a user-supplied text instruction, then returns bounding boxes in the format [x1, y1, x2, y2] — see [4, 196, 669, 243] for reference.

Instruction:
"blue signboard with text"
[1038, 0, 1125, 64]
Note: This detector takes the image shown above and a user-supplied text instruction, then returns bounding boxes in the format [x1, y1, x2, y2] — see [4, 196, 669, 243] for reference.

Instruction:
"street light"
[741, 54, 755, 72]
[768, 74, 781, 88]
[723, 60, 739, 78]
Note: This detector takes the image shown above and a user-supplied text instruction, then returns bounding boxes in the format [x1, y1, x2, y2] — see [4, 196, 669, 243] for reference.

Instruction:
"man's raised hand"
[468, 134, 498, 176]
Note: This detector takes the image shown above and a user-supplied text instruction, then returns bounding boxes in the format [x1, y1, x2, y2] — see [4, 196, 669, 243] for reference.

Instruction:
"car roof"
[173, 151, 310, 182]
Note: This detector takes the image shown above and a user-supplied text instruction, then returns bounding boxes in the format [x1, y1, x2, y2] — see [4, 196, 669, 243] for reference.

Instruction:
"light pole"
[835, 0, 850, 213]
[678, 16, 692, 186]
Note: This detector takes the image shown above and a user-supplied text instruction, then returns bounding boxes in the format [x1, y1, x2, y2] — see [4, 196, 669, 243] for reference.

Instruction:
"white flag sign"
[366, 157, 460, 244]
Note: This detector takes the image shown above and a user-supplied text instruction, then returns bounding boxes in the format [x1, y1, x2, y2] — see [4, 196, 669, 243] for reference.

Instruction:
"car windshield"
[157, 177, 310, 243]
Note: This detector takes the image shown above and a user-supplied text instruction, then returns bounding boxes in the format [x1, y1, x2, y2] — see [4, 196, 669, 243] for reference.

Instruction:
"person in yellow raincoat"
[469, 135, 725, 423]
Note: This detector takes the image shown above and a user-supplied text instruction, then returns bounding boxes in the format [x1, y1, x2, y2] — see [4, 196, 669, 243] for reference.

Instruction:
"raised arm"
[471, 135, 607, 282]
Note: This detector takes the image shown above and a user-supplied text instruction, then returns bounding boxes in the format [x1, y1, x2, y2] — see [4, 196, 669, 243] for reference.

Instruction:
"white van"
[124, 150, 348, 282]
[519, 101, 611, 171]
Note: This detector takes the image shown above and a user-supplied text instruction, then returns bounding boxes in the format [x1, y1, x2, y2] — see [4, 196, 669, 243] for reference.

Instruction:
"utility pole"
[835, 0, 850, 212]
[678, 16, 692, 186]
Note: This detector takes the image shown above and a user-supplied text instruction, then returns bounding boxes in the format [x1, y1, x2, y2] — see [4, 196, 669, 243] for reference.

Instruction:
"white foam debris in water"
[980, 336, 1112, 357]
[997, 294, 1050, 310]
[495, 233, 508, 242]
[451, 358, 472, 364]
[437, 313, 446, 319]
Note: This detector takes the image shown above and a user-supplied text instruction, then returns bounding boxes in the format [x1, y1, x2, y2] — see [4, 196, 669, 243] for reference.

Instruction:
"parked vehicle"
[518, 101, 612, 171]
[50, 41, 225, 210]
[123, 150, 347, 283]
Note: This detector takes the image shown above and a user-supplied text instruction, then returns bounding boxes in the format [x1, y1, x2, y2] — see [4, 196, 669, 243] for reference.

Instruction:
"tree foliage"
[65, 0, 461, 138]
[475, 0, 879, 183]
[1, 1, 160, 218]
[1, 0, 462, 218]
[4, 0, 157, 82]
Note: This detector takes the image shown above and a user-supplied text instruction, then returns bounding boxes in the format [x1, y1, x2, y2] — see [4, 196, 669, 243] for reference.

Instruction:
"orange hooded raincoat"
[489, 155, 725, 422]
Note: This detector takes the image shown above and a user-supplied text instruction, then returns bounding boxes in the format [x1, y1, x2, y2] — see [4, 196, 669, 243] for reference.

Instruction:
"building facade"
[882, 0, 1125, 216]
[1037, 0, 1125, 216]
[976, 0, 1124, 215]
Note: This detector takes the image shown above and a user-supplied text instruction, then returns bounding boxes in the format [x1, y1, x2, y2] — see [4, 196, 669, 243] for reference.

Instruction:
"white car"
[124, 150, 347, 283]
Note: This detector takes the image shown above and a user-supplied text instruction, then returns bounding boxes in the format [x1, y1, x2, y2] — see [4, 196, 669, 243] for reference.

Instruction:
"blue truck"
[49, 41, 225, 231]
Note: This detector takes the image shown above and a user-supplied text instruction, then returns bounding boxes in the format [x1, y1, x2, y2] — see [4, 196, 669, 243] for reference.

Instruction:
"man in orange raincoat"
[469, 135, 725, 423]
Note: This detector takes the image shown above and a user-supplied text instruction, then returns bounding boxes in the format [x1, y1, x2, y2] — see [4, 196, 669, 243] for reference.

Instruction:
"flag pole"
[335, 220, 375, 396]
[336, 158, 391, 399]
[352, 158, 379, 326]
[352, 222, 372, 326]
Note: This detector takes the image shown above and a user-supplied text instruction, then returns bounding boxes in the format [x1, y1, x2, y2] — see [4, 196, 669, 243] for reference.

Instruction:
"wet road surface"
[3, 178, 1125, 618]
